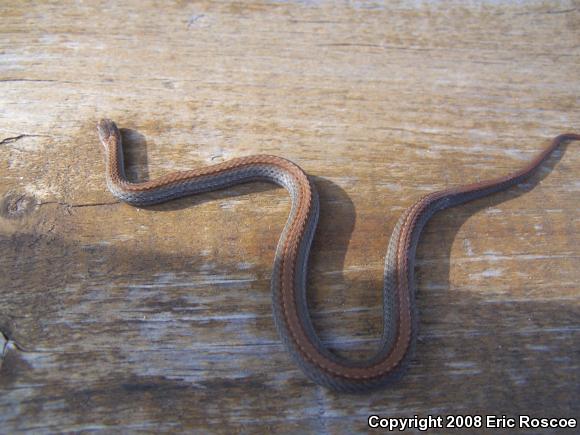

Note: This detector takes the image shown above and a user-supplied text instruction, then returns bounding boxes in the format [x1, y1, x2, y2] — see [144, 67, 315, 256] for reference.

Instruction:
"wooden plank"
[1, 0, 579, 432]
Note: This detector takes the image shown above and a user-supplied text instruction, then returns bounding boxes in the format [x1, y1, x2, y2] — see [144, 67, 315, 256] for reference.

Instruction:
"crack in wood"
[0, 78, 59, 83]
[0, 134, 51, 145]
[0, 332, 7, 360]
[0, 331, 27, 374]
[0, 135, 27, 145]
[38, 200, 121, 209]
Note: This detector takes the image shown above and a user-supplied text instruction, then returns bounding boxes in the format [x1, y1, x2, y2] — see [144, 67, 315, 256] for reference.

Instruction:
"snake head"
[97, 119, 121, 150]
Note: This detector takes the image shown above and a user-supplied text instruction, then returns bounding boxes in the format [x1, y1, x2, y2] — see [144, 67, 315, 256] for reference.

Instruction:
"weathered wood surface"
[1, 0, 579, 433]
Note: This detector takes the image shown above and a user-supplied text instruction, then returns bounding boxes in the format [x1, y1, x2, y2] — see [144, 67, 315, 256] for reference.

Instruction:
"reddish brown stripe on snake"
[97, 119, 579, 392]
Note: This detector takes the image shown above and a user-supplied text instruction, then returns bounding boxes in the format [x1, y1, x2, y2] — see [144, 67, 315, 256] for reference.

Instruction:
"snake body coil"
[97, 119, 578, 392]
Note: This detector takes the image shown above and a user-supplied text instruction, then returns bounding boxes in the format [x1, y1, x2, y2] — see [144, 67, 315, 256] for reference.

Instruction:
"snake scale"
[97, 118, 578, 392]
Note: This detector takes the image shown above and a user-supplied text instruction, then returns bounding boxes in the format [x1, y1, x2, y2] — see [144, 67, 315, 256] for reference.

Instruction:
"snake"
[97, 119, 578, 392]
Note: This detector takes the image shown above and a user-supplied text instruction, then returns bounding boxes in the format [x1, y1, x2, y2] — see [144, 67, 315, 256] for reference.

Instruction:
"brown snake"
[97, 119, 578, 392]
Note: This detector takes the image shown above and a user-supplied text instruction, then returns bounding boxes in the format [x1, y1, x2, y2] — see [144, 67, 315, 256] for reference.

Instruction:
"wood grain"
[1, 0, 579, 433]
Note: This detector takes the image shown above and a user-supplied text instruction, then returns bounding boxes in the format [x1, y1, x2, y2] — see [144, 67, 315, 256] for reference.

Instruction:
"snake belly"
[97, 119, 578, 392]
